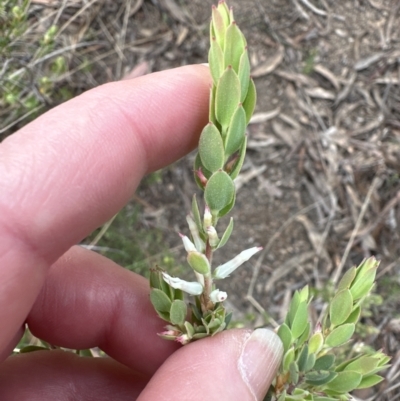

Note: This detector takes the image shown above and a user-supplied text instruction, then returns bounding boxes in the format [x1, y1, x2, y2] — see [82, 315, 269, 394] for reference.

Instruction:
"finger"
[138, 329, 283, 401]
[0, 350, 148, 400]
[0, 65, 211, 353]
[27, 246, 178, 376]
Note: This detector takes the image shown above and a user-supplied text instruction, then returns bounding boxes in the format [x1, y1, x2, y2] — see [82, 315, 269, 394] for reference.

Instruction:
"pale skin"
[0, 65, 283, 400]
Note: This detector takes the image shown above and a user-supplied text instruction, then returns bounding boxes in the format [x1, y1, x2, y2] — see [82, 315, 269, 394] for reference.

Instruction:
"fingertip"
[138, 328, 283, 401]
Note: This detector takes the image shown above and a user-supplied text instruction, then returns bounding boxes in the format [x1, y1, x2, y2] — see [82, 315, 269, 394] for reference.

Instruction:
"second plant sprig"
[149, 1, 259, 344]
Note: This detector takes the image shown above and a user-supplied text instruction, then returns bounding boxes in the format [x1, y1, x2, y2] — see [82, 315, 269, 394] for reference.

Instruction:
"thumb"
[138, 328, 283, 401]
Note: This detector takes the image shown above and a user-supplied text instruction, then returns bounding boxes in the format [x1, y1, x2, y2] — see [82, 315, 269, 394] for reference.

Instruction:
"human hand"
[0, 65, 283, 400]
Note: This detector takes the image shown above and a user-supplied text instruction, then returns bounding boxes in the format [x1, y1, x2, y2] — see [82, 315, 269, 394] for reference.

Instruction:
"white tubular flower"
[203, 206, 212, 231]
[179, 233, 197, 253]
[210, 289, 228, 303]
[186, 215, 205, 252]
[214, 246, 262, 279]
[206, 226, 219, 247]
[162, 272, 203, 295]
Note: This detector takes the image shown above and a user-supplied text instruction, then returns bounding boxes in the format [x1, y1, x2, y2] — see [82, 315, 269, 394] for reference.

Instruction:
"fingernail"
[238, 328, 283, 399]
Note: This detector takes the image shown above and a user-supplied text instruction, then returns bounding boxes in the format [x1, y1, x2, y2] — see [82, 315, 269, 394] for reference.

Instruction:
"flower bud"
[179, 233, 197, 253]
[210, 289, 228, 303]
[162, 272, 203, 295]
[214, 246, 262, 279]
[176, 334, 190, 345]
[203, 206, 213, 230]
[207, 225, 219, 247]
[186, 215, 205, 252]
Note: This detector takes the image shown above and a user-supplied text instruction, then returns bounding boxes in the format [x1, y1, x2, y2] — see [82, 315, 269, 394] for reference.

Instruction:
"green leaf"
[314, 354, 335, 371]
[297, 322, 311, 347]
[329, 289, 353, 327]
[286, 291, 300, 326]
[326, 370, 362, 393]
[209, 37, 224, 84]
[357, 374, 384, 389]
[337, 266, 356, 291]
[229, 136, 247, 180]
[150, 289, 172, 313]
[238, 49, 250, 102]
[217, 188, 236, 218]
[211, 5, 226, 48]
[350, 266, 377, 301]
[192, 195, 203, 235]
[304, 352, 316, 372]
[277, 323, 293, 353]
[215, 66, 241, 132]
[325, 323, 355, 347]
[344, 355, 380, 375]
[184, 321, 195, 337]
[187, 252, 210, 275]
[344, 305, 361, 324]
[308, 332, 324, 354]
[289, 361, 300, 384]
[205, 170, 235, 215]
[217, 1, 230, 26]
[224, 22, 245, 71]
[242, 78, 256, 124]
[170, 300, 187, 325]
[297, 344, 309, 372]
[291, 301, 309, 340]
[305, 370, 337, 386]
[224, 104, 246, 157]
[217, 217, 234, 249]
[199, 122, 225, 172]
[283, 347, 295, 372]
[209, 85, 217, 125]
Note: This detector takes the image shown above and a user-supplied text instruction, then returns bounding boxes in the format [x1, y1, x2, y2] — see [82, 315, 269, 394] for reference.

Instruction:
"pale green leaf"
[329, 289, 353, 327]
[344, 355, 380, 375]
[238, 49, 250, 102]
[326, 370, 362, 393]
[325, 323, 355, 347]
[337, 266, 356, 291]
[170, 300, 187, 326]
[187, 252, 210, 275]
[308, 332, 324, 354]
[211, 5, 226, 48]
[357, 374, 384, 389]
[350, 266, 377, 301]
[242, 78, 256, 124]
[150, 289, 172, 313]
[205, 170, 235, 214]
[224, 21, 245, 71]
[191, 195, 204, 237]
[229, 136, 247, 180]
[215, 66, 241, 131]
[209, 37, 224, 84]
[283, 347, 295, 372]
[224, 104, 246, 157]
[277, 323, 293, 353]
[291, 301, 309, 339]
[199, 122, 225, 172]
[217, 217, 234, 249]
[344, 305, 361, 324]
